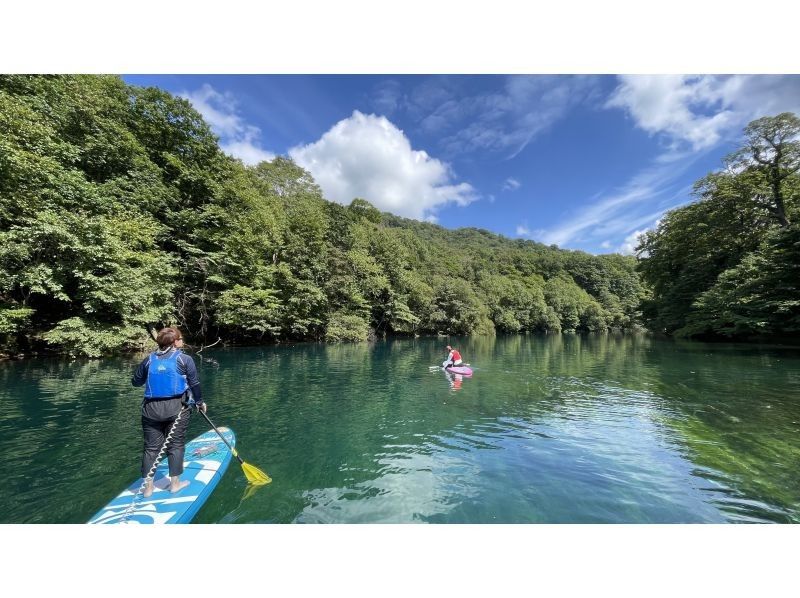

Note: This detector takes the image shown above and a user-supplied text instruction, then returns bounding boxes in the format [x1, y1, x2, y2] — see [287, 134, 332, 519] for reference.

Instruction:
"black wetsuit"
[132, 348, 203, 478]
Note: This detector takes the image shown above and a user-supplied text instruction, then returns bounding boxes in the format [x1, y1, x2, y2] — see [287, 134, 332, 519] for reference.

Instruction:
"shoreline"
[4, 328, 800, 362]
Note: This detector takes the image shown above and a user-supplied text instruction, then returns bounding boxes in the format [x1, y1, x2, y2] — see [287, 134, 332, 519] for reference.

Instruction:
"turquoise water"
[1, 334, 799, 523]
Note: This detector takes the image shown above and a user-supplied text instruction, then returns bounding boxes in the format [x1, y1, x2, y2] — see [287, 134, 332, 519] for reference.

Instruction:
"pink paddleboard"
[445, 366, 473, 376]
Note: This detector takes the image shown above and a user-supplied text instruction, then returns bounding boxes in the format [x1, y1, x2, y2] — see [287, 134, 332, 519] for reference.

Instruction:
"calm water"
[1, 334, 799, 524]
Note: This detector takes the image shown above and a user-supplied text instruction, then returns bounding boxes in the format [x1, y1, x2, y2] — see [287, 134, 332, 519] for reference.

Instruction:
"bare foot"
[169, 479, 190, 493]
[143, 480, 154, 498]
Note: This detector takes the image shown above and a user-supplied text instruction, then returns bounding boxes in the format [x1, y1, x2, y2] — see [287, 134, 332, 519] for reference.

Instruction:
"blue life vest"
[144, 350, 188, 399]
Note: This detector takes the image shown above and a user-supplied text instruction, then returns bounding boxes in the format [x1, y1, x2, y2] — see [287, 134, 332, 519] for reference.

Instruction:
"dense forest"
[1, 75, 796, 357]
[637, 113, 800, 340]
[0, 75, 647, 357]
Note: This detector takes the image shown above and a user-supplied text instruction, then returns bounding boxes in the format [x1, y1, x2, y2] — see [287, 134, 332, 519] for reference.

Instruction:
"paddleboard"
[446, 366, 473, 376]
[88, 427, 235, 524]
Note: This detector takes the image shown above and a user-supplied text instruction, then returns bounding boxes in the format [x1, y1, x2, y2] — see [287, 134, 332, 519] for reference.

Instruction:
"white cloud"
[180, 84, 275, 165]
[606, 75, 800, 151]
[403, 75, 600, 159]
[371, 80, 404, 116]
[530, 75, 800, 254]
[219, 139, 275, 166]
[450, 76, 600, 159]
[510, 76, 800, 255]
[537, 165, 665, 247]
[534, 152, 700, 251]
[617, 229, 649, 256]
[289, 111, 477, 220]
[516, 224, 531, 236]
[503, 177, 521, 191]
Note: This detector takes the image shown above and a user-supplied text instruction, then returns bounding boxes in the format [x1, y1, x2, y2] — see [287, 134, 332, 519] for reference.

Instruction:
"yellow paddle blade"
[242, 461, 272, 485]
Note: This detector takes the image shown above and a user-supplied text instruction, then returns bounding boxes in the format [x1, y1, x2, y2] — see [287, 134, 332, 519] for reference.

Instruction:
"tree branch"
[197, 337, 221, 354]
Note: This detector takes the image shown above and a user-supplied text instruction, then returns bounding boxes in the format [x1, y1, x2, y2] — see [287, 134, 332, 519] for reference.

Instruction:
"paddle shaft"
[197, 409, 244, 465]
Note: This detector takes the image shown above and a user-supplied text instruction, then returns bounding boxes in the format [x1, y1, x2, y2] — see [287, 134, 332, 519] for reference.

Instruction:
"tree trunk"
[770, 166, 790, 227]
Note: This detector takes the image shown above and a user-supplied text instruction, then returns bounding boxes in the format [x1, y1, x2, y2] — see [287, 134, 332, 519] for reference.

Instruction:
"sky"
[123, 74, 800, 255]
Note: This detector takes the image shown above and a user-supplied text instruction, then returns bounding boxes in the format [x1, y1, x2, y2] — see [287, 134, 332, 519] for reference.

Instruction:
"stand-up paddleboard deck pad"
[88, 427, 235, 524]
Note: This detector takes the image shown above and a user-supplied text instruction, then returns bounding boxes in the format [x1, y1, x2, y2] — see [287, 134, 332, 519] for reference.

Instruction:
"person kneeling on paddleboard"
[132, 326, 207, 497]
[442, 345, 463, 368]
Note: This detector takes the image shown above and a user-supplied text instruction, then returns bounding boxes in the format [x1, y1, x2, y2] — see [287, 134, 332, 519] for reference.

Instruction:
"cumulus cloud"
[289, 111, 477, 220]
[180, 84, 275, 165]
[606, 75, 800, 151]
[516, 224, 531, 236]
[503, 177, 521, 191]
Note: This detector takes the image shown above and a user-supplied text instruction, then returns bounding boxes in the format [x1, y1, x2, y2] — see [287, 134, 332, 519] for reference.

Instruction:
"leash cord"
[118, 406, 190, 524]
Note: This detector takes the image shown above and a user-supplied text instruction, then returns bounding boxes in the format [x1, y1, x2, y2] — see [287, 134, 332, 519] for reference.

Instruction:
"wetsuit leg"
[141, 398, 187, 478]
[164, 410, 191, 477]
[141, 416, 167, 478]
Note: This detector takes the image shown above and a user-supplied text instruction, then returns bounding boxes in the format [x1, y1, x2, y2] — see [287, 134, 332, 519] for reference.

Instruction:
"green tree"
[680, 224, 800, 338]
[637, 112, 800, 338]
[215, 285, 282, 338]
[0, 74, 650, 355]
[726, 112, 800, 227]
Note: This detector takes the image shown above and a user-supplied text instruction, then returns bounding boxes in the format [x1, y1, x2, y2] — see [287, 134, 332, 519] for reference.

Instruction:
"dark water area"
[1, 334, 798, 523]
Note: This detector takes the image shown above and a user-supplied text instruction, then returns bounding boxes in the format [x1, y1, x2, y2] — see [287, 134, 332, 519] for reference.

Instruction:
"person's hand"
[198, 402, 207, 414]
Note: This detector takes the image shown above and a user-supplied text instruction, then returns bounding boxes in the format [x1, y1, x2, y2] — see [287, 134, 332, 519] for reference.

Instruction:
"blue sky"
[123, 74, 800, 255]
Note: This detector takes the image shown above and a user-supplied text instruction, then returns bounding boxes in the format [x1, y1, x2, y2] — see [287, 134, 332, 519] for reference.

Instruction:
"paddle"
[197, 409, 272, 485]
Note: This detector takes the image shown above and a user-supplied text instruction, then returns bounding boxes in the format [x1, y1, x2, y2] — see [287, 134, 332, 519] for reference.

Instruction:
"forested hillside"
[637, 113, 800, 340]
[0, 75, 647, 356]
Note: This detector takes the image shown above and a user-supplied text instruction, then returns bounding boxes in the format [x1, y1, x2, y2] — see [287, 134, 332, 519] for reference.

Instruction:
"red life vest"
[452, 350, 462, 362]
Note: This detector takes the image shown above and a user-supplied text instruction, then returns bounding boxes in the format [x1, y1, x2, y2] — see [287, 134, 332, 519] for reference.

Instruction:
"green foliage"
[477, 273, 548, 333]
[215, 285, 281, 338]
[678, 224, 800, 338]
[0, 305, 34, 353]
[41, 317, 151, 358]
[544, 274, 604, 332]
[426, 276, 495, 335]
[0, 75, 649, 356]
[638, 113, 800, 339]
[348, 198, 382, 223]
[0, 306, 33, 334]
[325, 311, 371, 342]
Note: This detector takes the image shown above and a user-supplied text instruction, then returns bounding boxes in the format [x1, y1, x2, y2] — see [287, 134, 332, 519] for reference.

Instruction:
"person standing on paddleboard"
[132, 327, 206, 497]
[442, 345, 463, 368]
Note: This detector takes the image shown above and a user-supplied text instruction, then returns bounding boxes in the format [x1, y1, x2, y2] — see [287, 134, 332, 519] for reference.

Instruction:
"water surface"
[1, 334, 798, 523]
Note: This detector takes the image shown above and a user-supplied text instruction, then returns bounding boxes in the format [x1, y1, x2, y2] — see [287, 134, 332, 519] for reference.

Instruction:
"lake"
[1, 334, 798, 523]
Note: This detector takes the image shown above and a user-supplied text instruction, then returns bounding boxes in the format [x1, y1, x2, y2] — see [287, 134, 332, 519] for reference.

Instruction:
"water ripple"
[2, 336, 799, 523]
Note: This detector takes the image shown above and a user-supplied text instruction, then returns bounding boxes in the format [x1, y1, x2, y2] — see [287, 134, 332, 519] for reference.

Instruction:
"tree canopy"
[637, 113, 800, 340]
[1, 75, 647, 356]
